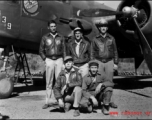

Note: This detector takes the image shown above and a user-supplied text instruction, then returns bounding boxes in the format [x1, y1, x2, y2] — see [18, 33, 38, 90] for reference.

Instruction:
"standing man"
[53, 56, 82, 117]
[80, 60, 114, 115]
[91, 19, 118, 108]
[67, 27, 91, 77]
[39, 20, 66, 109]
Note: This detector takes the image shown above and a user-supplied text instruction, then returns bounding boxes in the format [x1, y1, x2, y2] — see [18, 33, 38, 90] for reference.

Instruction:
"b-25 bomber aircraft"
[0, 0, 152, 99]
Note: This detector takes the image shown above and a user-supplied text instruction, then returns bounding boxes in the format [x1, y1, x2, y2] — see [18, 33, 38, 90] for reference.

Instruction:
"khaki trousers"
[97, 60, 114, 82]
[97, 59, 115, 105]
[80, 87, 112, 112]
[64, 86, 82, 108]
[45, 58, 63, 104]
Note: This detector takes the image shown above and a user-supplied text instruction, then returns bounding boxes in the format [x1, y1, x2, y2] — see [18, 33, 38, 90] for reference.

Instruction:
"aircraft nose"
[122, 6, 138, 17]
[122, 6, 132, 14]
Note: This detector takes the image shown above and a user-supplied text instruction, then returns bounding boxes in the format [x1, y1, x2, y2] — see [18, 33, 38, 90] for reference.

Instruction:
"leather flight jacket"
[53, 68, 82, 100]
[67, 37, 91, 67]
[91, 33, 118, 64]
[39, 33, 66, 60]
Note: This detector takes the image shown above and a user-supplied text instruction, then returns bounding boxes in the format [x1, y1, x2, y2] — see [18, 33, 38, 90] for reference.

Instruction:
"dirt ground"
[1, 77, 152, 119]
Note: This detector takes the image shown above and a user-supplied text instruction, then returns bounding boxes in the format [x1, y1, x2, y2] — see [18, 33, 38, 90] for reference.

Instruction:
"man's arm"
[87, 41, 91, 61]
[68, 72, 82, 87]
[112, 37, 119, 65]
[39, 37, 46, 61]
[53, 74, 63, 100]
[82, 77, 92, 99]
[66, 40, 72, 56]
[90, 39, 95, 60]
[62, 36, 66, 58]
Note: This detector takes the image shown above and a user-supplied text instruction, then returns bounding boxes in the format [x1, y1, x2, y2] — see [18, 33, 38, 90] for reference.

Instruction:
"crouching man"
[53, 56, 82, 117]
[80, 60, 114, 115]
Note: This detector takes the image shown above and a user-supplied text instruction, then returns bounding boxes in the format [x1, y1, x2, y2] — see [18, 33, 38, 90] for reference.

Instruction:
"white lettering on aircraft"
[2, 16, 6, 23]
[1, 16, 12, 30]
[7, 23, 11, 30]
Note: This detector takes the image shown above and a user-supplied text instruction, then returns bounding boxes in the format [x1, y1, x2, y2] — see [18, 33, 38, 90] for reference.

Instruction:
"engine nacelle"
[117, 0, 152, 45]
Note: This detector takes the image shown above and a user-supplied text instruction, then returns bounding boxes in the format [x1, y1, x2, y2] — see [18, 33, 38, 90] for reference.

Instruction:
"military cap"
[89, 60, 99, 67]
[73, 27, 82, 33]
[64, 56, 73, 63]
[95, 19, 108, 27]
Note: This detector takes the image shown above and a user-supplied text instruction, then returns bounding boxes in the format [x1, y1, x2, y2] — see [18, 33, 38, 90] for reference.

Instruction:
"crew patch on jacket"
[106, 39, 113, 46]
[46, 39, 52, 46]
[56, 39, 61, 45]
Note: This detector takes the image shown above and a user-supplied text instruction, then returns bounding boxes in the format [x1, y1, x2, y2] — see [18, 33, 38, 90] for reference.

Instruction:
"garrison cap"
[64, 56, 73, 63]
[89, 60, 99, 67]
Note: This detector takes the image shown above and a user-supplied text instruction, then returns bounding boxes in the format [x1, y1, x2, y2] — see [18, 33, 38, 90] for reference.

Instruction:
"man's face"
[74, 31, 82, 40]
[48, 23, 56, 33]
[65, 61, 73, 70]
[99, 26, 108, 34]
[90, 66, 98, 75]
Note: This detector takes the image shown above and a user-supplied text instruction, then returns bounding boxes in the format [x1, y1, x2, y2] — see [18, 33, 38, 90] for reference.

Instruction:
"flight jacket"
[67, 37, 91, 67]
[91, 33, 118, 64]
[53, 68, 82, 100]
[39, 33, 66, 60]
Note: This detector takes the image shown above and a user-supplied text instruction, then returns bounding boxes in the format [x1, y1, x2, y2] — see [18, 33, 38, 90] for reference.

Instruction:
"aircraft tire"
[0, 77, 14, 99]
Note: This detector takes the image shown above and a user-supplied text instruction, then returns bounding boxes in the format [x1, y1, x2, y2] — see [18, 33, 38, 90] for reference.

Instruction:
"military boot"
[110, 102, 118, 108]
[102, 104, 110, 115]
[64, 103, 71, 112]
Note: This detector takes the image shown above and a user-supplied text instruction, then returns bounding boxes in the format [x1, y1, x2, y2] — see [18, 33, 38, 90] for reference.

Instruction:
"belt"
[98, 58, 112, 63]
[74, 62, 86, 67]
[47, 56, 62, 60]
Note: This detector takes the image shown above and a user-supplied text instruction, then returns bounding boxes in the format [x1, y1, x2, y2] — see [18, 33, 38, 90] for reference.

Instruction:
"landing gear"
[0, 46, 33, 99]
[0, 70, 14, 99]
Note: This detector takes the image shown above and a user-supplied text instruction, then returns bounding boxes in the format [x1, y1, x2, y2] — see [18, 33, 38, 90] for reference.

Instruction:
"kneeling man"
[80, 60, 114, 115]
[53, 56, 82, 117]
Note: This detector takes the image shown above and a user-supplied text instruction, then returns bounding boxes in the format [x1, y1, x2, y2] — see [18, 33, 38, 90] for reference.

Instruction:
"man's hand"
[90, 96, 98, 107]
[113, 64, 118, 70]
[95, 83, 103, 95]
[58, 99, 64, 108]
[61, 85, 67, 95]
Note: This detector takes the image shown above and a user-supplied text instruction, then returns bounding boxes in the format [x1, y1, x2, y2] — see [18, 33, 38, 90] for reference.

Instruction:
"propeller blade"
[77, 20, 85, 32]
[133, 17, 152, 73]
[77, 8, 123, 17]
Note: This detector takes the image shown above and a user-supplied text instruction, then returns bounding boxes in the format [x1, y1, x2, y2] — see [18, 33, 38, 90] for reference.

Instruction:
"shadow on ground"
[11, 78, 46, 97]
[0, 114, 9, 120]
[114, 77, 152, 90]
